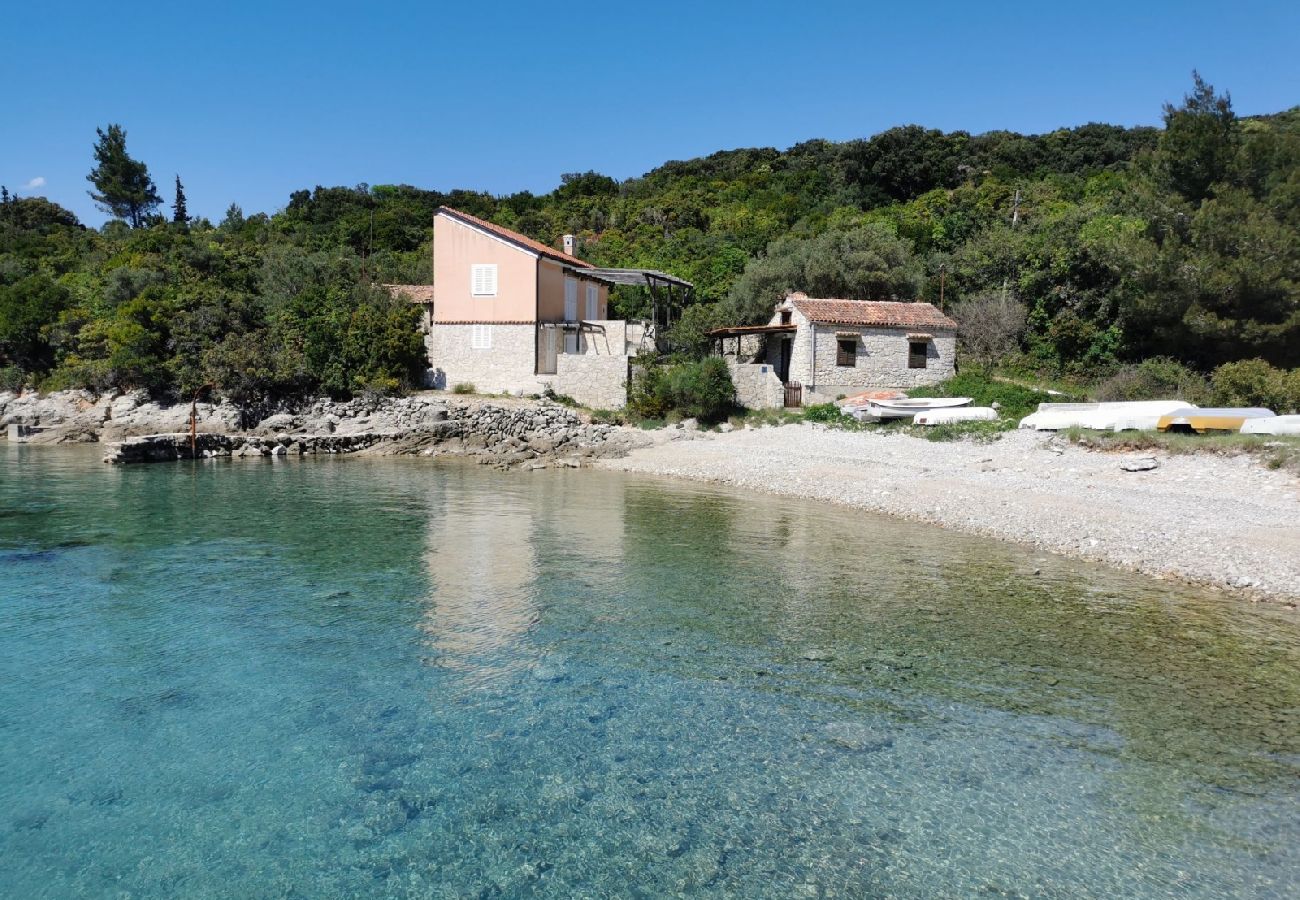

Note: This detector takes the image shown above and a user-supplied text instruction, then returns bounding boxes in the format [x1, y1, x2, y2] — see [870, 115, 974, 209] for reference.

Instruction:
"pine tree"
[173, 175, 189, 224]
[86, 124, 161, 227]
[1159, 72, 1239, 203]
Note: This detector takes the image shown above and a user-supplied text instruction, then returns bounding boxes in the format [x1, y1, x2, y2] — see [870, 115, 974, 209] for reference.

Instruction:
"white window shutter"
[586, 284, 598, 320]
[471, 324, 492, 349]
[564, 278, 578, 321]
[471, 264, 497, 297]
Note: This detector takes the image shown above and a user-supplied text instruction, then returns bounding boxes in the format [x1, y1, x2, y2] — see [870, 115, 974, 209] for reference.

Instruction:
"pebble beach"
[602, 423, 1300, 604]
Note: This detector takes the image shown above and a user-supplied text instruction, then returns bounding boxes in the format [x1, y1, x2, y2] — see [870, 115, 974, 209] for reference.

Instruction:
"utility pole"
[938, 263, 946, 311]
[1011, 189, 1022, 227]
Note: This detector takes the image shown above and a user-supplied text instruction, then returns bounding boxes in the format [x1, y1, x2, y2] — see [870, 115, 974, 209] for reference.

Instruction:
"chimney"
[562, 234, 575, 257]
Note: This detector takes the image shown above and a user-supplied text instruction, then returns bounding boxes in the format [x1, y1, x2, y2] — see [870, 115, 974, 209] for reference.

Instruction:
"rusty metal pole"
[189, 383, 214, 458]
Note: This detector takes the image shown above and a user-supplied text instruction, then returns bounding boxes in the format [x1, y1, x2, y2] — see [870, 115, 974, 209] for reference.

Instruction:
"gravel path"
[599, 424, 1300, 603]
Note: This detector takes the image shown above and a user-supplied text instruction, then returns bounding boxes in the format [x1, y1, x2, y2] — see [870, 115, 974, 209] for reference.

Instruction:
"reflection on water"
[0, 446, 1297, 898]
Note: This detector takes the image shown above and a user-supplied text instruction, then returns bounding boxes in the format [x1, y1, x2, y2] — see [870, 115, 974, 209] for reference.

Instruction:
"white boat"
[855, 397, 972, 421]
[1018, 400, 1192, 432]
[1102, 401, 1197, 432]
[1240, 415, 1300, 436]
[913, 407, 999, 426]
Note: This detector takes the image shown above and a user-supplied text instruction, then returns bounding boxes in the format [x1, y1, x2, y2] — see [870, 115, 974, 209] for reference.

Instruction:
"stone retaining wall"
[726, 360, 786, 410]
[545, 355, 629, 410]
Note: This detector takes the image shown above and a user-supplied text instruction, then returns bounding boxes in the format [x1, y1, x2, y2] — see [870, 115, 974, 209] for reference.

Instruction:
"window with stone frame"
[908, 340, 928, 368]
[836, 337, 857, 367]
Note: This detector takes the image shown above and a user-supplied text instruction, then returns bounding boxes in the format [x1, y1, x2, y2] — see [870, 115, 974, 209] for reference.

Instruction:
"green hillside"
[2, 75, 1296, 403]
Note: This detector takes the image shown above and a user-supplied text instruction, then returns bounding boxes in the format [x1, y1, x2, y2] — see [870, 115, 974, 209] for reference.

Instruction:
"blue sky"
[3, 0, 1297, 225]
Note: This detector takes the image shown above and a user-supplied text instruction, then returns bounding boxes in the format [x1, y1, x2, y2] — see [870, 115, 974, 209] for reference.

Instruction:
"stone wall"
[546, 354, 628, 410]
[424, 324, 538, 393]
[571, 320, 627, 355]
[800, 325, 956, 396]
[726, 360, 786, 410]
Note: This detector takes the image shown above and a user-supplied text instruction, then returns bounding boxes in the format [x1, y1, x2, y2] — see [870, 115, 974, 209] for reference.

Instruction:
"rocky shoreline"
[8, 388, 1299, 605]
[1, 389, 648, 469]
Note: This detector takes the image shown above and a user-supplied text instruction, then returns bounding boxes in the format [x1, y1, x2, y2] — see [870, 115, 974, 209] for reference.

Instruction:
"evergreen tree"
[86, 124, 161, 227]
[1159, 72, 1239, 202]
[172, 175, 189, 224]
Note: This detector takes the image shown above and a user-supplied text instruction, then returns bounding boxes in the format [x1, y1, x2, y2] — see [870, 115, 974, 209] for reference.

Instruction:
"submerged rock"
[822, 722, 894, 752]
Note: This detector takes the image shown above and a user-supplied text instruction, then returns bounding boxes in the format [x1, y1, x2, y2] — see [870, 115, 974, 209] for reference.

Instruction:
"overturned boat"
[851, 397, 973, 421]
[1019, 401, 1192, 432]
[913, 407, 999, 426]
[1156, 407, 1275, 434]
[1240, 415, 1300, 436]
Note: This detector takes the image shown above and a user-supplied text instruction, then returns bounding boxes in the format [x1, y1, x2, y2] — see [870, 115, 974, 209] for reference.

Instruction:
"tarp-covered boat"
[1156, 408, 1275, 433]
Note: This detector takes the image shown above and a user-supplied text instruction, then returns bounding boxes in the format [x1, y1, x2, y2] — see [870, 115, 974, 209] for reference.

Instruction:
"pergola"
[578, 268, 694, 349]
[706, 322, 796, 357]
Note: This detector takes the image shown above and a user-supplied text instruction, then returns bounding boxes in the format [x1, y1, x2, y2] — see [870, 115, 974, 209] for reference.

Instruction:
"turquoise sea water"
[1, 446, 1297, 898]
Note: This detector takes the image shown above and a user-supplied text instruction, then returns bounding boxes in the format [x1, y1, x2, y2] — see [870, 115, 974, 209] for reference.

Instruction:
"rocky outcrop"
[89, 394, 648, 467]
[0, 389, 241, 442]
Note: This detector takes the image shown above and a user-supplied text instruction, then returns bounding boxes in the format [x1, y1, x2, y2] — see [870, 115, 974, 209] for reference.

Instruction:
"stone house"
[387, 207, 690, 409]
[711, 292, 958, 408]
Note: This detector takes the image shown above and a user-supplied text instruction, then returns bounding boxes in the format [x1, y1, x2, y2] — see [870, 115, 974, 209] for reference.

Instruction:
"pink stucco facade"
[432, 213, 607, 324]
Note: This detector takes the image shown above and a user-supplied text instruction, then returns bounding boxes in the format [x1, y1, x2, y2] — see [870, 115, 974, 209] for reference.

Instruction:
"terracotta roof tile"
[787, 294, 957, 330]
[437, 207, 592, 268]
[383, 284, 435, 303]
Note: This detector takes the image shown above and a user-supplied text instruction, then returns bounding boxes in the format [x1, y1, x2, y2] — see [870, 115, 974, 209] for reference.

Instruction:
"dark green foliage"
[172, 176, 189, 224]
[86, 124, 162, 227]
[1093, 357, 1211, 405]
[1210, 359, 1300, 412]
[628, 357, 735, 423]
[725, 224, 924, 324]
[0, 275, 71, 371]
[1159, 72, 1238, 202]
[667, 303, 727, 356]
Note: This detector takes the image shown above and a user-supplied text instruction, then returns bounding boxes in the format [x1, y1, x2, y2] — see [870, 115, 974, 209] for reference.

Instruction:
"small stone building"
[712, 292, 958, 408]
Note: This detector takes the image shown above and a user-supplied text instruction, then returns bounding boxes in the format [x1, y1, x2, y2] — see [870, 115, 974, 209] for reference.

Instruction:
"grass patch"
[450, 382, 476, 395]
[918, 419, 1009, 443]
[741, 407, 805, 428]
[589, 409, 626, 426]
[1064, 428, 1300, 473]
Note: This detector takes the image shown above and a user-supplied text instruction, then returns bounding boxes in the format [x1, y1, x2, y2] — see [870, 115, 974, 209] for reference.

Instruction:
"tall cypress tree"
[173, 175, 189, 224]
[86, 124, 161, 228]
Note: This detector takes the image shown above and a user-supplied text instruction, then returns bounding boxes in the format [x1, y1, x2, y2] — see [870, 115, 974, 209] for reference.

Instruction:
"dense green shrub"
[628, 357, 735, 423]
[1210, 359, 1300, 412]
[1093, 357, 1211, 404]
[0, 365, 27, 392]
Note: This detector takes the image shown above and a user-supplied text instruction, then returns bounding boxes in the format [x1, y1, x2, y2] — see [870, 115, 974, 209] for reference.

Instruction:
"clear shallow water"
[1, 447, 1297, 898]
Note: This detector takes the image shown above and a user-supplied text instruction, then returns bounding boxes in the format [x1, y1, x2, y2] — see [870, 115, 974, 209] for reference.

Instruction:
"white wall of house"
[424, 324, 538, 393]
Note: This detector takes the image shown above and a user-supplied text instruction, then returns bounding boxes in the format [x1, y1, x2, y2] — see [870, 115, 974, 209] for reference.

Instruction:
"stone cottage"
[711, 292, 958, 408]
[387, 207, 690, 409]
